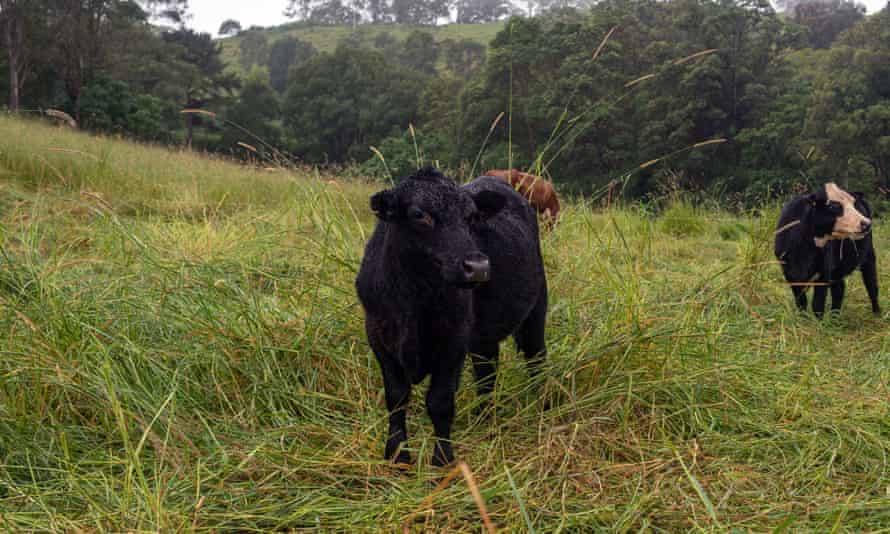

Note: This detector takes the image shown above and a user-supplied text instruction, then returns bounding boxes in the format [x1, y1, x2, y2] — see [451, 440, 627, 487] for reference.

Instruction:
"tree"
[0, 0, 48, 111]
[308, 0, 360, 25]
[455, 0, 513, 23]
[804, 7, 890, 189]
[441, 38, 485, 78]
[367, 0, 392, 22]
[163, 28, 239, 147]
[792, 0, 865, 49]
[285, 0, 314, 20]
[218, 18, 241, 37]
[48, 0, 156, 120]
[79, 77, 172, 141]
[391, 0, 449, 24]
[238, 30, 268, 69]
[266, 36, 317, 93]
[221, 66, 281, 156]
[283, 45, 424, 162]
[399, 31, 438, 76]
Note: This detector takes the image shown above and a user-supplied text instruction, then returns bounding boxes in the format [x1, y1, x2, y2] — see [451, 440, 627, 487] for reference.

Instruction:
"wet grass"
[1, 117, 890, 532]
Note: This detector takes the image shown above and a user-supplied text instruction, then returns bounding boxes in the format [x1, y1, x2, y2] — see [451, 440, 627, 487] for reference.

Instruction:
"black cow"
[775, 182, 880, 317]
[355, 167, 548, 466]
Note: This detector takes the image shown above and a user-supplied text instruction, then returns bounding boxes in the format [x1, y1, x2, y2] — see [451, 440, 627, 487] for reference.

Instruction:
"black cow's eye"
[409, 208, 433, 227]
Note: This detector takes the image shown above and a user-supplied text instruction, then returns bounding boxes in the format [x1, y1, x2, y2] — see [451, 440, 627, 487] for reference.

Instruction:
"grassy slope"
[1, 117, 890, 532]
[219, 22, 505, 74]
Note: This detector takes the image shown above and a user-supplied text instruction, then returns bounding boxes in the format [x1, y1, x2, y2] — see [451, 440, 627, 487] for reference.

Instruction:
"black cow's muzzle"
[462, 254, 490, 283]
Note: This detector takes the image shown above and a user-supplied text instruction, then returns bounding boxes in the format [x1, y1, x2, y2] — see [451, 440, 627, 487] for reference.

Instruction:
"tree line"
[1, 0, 888, 202]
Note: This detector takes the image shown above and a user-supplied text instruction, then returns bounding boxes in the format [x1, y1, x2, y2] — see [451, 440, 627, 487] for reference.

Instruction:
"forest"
[1, 0, 888, 200]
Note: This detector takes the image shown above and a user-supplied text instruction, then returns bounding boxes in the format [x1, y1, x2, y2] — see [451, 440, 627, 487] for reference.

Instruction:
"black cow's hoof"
[431, 444, 454, 467]
[393, 450, 412, 466]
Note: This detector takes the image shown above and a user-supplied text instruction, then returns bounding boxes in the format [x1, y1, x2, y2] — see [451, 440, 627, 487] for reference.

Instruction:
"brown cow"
[482, 169, 560, 227]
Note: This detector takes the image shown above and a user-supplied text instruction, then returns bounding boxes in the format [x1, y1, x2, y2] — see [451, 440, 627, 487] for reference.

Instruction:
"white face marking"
[825, 183, 870, 239]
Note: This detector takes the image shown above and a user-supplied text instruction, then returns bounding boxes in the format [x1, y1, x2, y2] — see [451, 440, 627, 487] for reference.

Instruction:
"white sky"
[186, 0, 292, 35]
[184, 0, 889, 37]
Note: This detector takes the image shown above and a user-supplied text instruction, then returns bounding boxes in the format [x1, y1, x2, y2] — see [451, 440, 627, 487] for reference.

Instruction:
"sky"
[186, 0, 292, 36]
[185, 0, 889, 37]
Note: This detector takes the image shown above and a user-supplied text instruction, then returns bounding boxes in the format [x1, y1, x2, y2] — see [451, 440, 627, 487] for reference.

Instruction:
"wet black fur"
[775, 187, 880, 317]
[355, 167, 548, 466]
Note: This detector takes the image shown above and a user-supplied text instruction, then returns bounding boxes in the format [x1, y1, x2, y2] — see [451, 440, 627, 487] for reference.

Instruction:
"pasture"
[1, 117, 890, 532]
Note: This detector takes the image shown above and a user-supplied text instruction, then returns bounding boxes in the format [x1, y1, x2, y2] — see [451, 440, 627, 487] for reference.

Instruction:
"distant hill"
[218, 22, 505, 74]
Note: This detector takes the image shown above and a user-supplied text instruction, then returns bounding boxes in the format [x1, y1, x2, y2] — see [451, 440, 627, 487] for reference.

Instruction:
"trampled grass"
[2, 116, 890, 532]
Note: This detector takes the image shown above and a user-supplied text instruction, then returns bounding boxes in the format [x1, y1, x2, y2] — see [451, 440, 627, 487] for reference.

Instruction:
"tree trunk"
[8, 50, 19, 111]
[2, 2, 22, 111]
[185, 113, 194, 149]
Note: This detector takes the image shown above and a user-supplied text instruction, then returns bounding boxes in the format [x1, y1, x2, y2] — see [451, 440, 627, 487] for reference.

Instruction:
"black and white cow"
[775, 183, 880, 317]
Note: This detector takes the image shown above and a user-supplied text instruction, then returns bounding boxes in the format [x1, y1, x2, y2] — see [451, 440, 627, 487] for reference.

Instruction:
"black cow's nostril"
[462, 256, 490, 282]
[862, 221, 872, 233]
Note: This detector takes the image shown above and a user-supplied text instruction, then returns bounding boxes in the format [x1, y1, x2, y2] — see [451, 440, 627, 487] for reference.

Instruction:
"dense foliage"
[1, 0, 888, 200]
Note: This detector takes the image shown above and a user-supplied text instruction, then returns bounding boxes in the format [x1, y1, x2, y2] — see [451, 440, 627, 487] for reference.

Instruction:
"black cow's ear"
[370, 190, 399, 222]
[807, 189, 826, 206]
[472, 190, 507, 220]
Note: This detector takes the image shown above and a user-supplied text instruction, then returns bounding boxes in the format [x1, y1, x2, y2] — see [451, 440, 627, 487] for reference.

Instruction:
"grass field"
[2, 116, 890, 532]
[219, 22, 505, 75]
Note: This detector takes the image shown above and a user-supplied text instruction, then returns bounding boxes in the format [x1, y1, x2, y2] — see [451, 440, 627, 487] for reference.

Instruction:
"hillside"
[2, 117, 890, 531]
[219, 22, 505, 73]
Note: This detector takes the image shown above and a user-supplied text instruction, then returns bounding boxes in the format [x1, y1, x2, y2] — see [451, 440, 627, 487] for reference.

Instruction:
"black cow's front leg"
[812, 285, 828, 318]
[368, 318, 413, 465]
[426, 356, 464, 467]
[382, 365, 412, 464]
[791, 286, 807, 311]
[830, 280, 845, 313]
[862, 253, 881, 315]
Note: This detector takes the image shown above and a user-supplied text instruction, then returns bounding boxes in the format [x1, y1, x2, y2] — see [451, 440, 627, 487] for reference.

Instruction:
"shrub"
[659, 201, 705, 237]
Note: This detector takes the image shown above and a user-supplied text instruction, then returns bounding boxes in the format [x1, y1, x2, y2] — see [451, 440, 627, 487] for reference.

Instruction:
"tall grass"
[1, 116, 890, 531]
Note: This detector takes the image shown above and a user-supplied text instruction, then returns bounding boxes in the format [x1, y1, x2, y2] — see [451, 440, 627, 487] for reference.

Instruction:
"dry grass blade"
[80, 190, 114, 212]
[369, 145, 394, 185]
[420, 462, 495, 534]
[180, 109, 218, 118]
[469, 112, 505, 179]
[458, 462, 496, 534]
[638, 138, 727, 170]
[624, 73, 655, 89]
[673, 48, 719, 65]
[592, 26, 618, 61]
[775, 219, 801, 235]
[691, 139, 727, 149]
[37, 155, 69, 184]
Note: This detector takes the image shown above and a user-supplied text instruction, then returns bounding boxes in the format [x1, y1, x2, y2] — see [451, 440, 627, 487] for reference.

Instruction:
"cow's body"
[775, 183, 879, 317]
[356, 168, 548, 466]
[483, 169, 560, 227]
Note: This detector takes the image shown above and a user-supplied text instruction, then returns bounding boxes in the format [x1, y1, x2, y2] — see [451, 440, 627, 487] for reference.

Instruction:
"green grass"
[219, 22, 505, 75]
[2, 116, 890, 532]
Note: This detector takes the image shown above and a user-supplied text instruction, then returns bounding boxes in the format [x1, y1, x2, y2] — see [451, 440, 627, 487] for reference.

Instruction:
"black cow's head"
[808, 183, 872, 242]
[370, 167, 506, 287]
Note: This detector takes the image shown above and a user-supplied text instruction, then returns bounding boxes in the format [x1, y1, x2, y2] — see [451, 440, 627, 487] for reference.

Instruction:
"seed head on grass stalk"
[468, 112, 505, 180]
